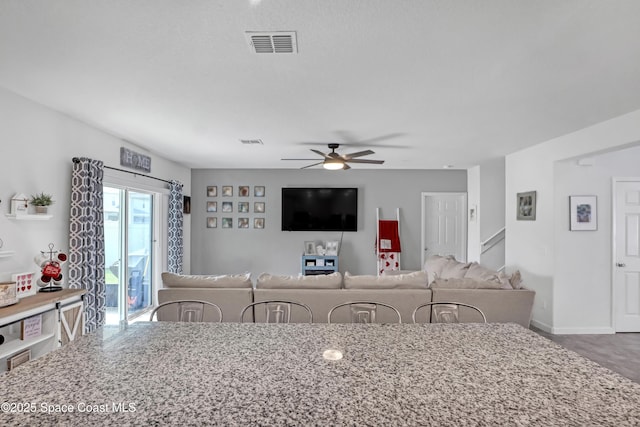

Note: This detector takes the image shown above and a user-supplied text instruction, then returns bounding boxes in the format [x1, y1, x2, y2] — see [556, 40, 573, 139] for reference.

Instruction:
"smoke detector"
[245, 31, 297, 54]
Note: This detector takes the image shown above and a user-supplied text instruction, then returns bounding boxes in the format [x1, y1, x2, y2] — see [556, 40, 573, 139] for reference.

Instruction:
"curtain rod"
[72, 157, 182, 187]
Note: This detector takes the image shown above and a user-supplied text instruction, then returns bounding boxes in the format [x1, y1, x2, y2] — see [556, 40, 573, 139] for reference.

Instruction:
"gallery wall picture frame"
[238, 202, 249, 213]
[238, 218, 249, 229]
[207, 186, 217, 197]
[206, 201, 217, 213]
[254, 218, 264, 229]
[239, 186, 250, 197]
[222, 217, 233, 228]
[517, 191, 537, 221]
[207, 217, 217, 228]
[222, 186, 233, 197]
[254, 202, 265, 213]
[254, 186, 265, 197]
[570, 195, 597, 231]
[221, 201, 233, 213]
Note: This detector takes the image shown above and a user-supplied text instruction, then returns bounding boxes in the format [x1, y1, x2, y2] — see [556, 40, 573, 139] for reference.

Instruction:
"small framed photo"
[517, 191, 537, 221]
[206, 201, 217, 213]
[222, 217, 233, 229]
[254, 202, 265, 213]
[304, 241, 316, 255]
[183, 196, 191, 214]
[254, 218, 264, 229]
[238, 218, 249, 229]
[325, 240, 339, 256]
[207, 186, 217, 197]
[254, 186, 265, 197]
[222, 186, 233, 197]
[239, 186, 250, 197]
[7, 349, 31, 371]
[570, 196, 597, 231]
[206, 217, 217, 228]
[222, 201, 233, 213]
[238, 202, 249, 213]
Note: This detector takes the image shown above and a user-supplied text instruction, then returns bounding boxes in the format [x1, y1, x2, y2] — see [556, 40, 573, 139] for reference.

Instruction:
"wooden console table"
[0, 288, 85, 372]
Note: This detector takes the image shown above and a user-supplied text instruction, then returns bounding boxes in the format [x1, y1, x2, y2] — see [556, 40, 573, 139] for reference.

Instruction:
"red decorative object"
[35, 243, 67, 292]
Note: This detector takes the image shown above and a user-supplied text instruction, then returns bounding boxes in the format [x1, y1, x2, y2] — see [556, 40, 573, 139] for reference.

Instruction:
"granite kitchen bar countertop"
[2, 322, 640, 426]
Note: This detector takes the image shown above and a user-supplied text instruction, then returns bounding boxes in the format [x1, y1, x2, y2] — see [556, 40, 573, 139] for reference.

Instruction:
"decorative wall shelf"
[0, 250, 16, 258]
[5, 214, 53, 221]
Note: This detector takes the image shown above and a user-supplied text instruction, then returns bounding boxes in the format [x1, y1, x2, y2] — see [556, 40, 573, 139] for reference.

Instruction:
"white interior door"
[614, 179, 640, 332]
[421, 192, 467, 266]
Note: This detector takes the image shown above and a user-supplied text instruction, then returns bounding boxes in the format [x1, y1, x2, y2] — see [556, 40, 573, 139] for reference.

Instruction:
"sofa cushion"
[343, 270, 428, 289]
[161, 272, 252, 289]
[256, 272, 342, 289]
[430, 277, 504, 290]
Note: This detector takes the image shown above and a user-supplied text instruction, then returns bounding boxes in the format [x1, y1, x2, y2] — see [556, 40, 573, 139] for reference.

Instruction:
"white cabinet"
[0, 289, 85, 372]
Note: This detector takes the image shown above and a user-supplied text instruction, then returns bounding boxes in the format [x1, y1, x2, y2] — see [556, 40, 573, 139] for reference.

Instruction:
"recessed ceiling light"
[443, 165, 454, 169]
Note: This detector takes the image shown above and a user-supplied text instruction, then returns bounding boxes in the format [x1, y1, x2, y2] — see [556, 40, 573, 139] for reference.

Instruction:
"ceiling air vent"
[245, 31, 297, 54]
[240, 139, 264, 145]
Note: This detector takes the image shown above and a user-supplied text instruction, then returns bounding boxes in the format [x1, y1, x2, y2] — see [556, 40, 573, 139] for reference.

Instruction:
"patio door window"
[104, 186, 156, 324]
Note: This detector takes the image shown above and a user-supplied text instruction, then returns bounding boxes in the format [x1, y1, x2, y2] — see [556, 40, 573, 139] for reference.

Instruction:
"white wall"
[0, 87, 191, 285]
[467, 165, 481, 262]
[505, 108, 640, 333]
[554, 146, 640, 333]
[467, 157, 505, 269]
[190, 169, 467, 276]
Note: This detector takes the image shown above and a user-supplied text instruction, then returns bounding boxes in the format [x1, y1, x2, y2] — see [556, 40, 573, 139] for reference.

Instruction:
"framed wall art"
[222, 186, 233, 197]
[239, 186, 250, 197]
[254, 202, 265, 213]
[238, 218, 249, 229]
[222, 217, 233, 229]
[207, 186, 217, 197]
[254, 218, 264, 229]
[254, 186, 265, 197]
[238, 202, 249, 213]
[206, 201, 217, 213]
[570, 195, 597, 231]
[222, 201, 233, 213]
[517, 191, 536, 221]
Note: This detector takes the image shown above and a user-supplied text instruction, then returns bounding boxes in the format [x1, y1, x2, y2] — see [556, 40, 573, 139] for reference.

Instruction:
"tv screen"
[281, 188, 358, 231]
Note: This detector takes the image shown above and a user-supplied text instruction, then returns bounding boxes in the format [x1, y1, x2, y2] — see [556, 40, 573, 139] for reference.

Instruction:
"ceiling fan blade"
[281, 158, 322, 161]
[310, 149, 328, 158]
[343, 150, 374, 159]
[342, 163, 351, 170]
[346, 159, 385, 164]
[300, 161, 324, 169]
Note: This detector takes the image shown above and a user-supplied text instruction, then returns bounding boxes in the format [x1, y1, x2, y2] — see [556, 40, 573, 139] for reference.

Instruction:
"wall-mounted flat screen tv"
[281, 187, 358, 231]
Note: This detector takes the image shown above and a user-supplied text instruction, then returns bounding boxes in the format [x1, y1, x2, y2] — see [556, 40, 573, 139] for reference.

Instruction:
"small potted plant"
[30, 192, 54, 214]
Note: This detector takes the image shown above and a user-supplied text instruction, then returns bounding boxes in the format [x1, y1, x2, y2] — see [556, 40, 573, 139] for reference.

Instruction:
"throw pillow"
[424, 255, 456, 284]
[343, 270, 428, 289]
[161, 272, 252, 288]
[439, 258, 470, 280]
[509, 270, 523, 289]
[256, 272, 342, 289]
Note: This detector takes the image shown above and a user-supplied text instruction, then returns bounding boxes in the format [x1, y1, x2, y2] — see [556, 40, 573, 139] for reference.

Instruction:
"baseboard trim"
[530, 319, 552, 333]
[550, 326, 615, 335]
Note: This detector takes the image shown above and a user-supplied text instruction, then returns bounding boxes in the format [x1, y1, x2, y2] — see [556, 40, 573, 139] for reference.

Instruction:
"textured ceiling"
[1, 0, 640, 169]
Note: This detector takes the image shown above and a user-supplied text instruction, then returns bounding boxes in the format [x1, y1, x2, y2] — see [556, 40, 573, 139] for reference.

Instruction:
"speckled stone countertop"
[2, 322, 640, 426]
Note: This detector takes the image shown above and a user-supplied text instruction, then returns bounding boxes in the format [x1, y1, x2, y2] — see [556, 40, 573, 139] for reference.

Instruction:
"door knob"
[616, 262, 626, 267]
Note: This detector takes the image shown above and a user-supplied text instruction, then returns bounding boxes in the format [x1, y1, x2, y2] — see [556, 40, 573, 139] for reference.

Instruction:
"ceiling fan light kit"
[282, 143, 384, 170]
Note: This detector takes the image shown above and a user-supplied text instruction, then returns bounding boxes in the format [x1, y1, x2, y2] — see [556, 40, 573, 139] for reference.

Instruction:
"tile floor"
[534, 328, 640, 384]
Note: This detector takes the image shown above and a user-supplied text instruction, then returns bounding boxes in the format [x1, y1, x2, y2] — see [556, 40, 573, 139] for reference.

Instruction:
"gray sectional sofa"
[160, 258, 535, 326]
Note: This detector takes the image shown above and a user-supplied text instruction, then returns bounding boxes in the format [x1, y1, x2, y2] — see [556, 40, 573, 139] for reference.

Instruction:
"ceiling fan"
[282, 143, 385, 170]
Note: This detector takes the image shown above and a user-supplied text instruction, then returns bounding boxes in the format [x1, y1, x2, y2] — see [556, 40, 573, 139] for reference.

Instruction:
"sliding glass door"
[104, 186, 155, 325]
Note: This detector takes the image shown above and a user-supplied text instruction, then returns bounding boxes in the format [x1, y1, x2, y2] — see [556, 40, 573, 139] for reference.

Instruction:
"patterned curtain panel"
[168, 180, 184, 274]
[68, 157, 105, 333]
